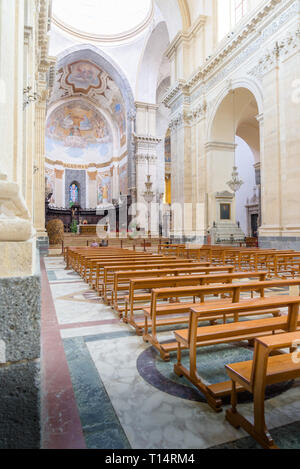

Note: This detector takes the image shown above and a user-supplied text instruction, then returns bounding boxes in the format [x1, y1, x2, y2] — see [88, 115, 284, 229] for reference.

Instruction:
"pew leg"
[143, 316, 149, 342]
[123, 303, 128, 323]
[227, 380, 278, 449]
[225, 380, 240, 429]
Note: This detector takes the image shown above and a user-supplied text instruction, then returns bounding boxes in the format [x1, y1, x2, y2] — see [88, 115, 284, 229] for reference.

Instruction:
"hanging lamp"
[227, 89, 243, 193]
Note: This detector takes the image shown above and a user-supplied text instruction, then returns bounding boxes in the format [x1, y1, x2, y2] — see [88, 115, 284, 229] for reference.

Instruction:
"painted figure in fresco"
[114, 103, 126, 147]
[46, 102, 113, 162]
[80, 115, 92, 131]
[102, 185, 108, 203]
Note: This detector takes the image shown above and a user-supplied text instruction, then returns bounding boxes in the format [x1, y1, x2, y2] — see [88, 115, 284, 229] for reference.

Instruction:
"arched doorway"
[207, 86, 261, 244]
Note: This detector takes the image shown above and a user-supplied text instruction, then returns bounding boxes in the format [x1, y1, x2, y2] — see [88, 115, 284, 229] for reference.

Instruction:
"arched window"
[218, 0, 249, 42]
[69, 182, 79, 205]
[235, 0, 247, 23]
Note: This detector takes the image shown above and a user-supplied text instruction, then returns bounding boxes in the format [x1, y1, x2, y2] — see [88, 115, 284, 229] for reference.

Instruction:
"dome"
[52, 0, 153, 41]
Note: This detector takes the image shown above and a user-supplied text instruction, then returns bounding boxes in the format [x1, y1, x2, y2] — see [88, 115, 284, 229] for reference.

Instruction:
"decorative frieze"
[248, 28, 300, 79]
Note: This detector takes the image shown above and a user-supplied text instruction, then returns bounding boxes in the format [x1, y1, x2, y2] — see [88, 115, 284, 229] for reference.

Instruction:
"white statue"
[0, 173, 35, 242]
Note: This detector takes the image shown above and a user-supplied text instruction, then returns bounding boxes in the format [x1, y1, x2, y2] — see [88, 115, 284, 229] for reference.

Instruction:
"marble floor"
[41, 257, 300, 450]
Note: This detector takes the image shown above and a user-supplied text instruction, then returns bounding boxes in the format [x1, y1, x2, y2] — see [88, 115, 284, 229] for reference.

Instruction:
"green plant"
[70, 220, 78, 234]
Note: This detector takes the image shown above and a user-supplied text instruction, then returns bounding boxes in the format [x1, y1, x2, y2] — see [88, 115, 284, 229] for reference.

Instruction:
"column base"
[0, 252, 41, 448]
[36, 236, 49, 257]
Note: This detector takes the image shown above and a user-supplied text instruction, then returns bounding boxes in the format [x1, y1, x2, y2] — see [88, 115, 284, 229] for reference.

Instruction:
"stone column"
[204, 142, 236, 228]
[134, 102, 161, 236]
[33, 71, 48, 246]
[258, 50, 283, 244]
[134, 135, 161, 236]
[23, 24, 35, 214]
[86, 168, 97, 209]
[258, 30, 300, 248]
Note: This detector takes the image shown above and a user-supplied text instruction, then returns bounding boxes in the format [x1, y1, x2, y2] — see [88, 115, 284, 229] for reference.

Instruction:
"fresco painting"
[119, 163, 128, 196]
[112, 100, 126, 147]
[97, 173, 112, 206]
[66, 61, 103, 93]
[46, 101, 113, 165]
[45, 167, 55, 205]
[165, 130, 171, 163]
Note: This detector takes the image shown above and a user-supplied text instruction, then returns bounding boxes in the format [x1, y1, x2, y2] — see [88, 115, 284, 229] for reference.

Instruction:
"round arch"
[136, 21, 170, 103]
[206, 78, 263, 143]
[51, 45, 137, 196]
[206, 80, 263, 240]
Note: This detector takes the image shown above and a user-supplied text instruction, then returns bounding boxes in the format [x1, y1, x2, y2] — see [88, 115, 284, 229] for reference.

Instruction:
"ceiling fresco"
[49, 59, 127, 152]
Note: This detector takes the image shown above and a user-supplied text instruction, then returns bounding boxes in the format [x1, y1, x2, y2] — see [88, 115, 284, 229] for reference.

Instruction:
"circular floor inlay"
[137, 342, 294, 404]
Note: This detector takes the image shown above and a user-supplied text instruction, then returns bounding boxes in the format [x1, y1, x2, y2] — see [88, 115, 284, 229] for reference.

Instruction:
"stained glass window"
[69, 183, 79, 204]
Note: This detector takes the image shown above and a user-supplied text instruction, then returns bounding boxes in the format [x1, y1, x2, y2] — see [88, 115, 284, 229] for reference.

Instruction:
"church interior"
[1, 0, 300, 450]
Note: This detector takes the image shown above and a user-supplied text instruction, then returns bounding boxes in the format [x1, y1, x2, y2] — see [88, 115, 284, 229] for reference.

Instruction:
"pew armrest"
[256, 331, 300, 351]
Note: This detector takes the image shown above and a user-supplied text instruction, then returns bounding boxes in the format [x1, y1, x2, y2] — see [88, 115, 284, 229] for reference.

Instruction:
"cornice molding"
[205, 142, 237, 152]
[135, 101, 159, 111]
[45, 151, 128, 170]
[165, 15, 207, 59]
[133, 133, 162, 144]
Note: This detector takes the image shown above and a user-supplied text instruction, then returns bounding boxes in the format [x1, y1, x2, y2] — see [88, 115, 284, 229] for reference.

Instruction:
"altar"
[79, 225, 98, 235]
[79, 224, 108, 236]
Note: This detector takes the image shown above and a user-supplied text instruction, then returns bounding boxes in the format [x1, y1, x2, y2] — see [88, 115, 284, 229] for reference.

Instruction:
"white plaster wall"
[235, 136, 256, 235]
[154, 0, 183, 41]
[187, 0, 205, 25]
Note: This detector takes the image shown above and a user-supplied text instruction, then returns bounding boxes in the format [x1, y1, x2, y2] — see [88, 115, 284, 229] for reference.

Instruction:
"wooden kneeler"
[225, 331, 300, 449]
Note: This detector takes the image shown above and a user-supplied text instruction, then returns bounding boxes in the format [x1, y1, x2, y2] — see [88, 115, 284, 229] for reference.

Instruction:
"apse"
[45, 55, 131, 209]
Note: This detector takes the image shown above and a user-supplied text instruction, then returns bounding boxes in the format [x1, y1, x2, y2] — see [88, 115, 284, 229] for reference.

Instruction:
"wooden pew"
[67, 247, 142, 273]
[225, 331, 300, 449]
[124, 266, 236, 333]
[80, 252, 156, 279]
[160, 244, 186, 257]
[94, 259, 199, 295]
[144, 275, 297, 360]
[173, 295, 300, 411]
[85, 255, 170, 285]
[106, 263, 211, 306]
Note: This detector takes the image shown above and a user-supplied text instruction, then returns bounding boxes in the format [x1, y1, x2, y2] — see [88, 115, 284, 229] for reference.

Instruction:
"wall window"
[234, 0, 247, 24]
[69, 182, 79, 205]
[218, 0, 249, 42]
